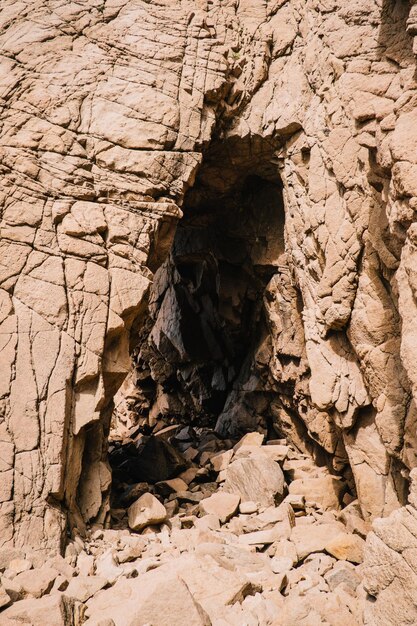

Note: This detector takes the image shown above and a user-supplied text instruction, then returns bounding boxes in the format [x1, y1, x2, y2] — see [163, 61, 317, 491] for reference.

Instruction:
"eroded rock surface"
[2, 0, 417, 621]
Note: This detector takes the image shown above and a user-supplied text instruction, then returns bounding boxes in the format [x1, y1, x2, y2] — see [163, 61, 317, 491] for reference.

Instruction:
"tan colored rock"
[210, 450, 234, 472]
[1, 592, 82, 626]
[165, 554, 255, 620]
[1, 0, 417, 575]
[85, 568, 210, 626]
[155, 478, 189, 496]
[0, 585, 11, 609]
[65, 575, 108, 603]
[7, 558, 32, 576]
[239, 501, 258, 515]
[223, 455, 285, 507]
[200, 492, 240, 524]
[127, 493, 167, 532]
[233, 432, 264, 452]
[1, 576, 23, 602]
[47, 555, 76, 580]
[270, 556, 294, 575]
[288, 475, 344, 511]
[239, 528, 284, 546]
[325, 533, 365, 564]
[13, 566, 57, 598]
[290, 522, 347, 560]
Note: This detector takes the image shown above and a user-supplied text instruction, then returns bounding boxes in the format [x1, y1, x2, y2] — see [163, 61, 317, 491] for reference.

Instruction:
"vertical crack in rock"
[2, 1, 417, 620]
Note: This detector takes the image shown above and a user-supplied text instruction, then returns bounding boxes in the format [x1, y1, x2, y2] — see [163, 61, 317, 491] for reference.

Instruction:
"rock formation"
[1, 430, 367, 625]
[2, 0, 417, 622]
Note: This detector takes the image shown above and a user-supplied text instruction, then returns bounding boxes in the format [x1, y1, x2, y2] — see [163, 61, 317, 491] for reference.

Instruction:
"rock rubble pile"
[1, 430, 369, 625]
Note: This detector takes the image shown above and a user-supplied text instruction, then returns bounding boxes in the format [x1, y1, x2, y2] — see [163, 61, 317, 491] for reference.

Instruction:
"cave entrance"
[108, 135, 290, 516]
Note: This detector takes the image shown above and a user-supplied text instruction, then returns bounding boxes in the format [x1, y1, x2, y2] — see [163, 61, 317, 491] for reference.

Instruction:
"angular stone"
[1, 593, 81, 626]
[200, 492, 240, 523]
[155, 478, 189, 497]
[1, 576, 24, 602]
[13, 566, 57, 598]
[47, 555, 76, 579]
[85, 568, 211, 626]
[128, 493, 167, 531]
[210, 449, 234, 472]
[290, 522, 347, 560]
[270, 556, 294, 574]
[7, 558, 32, 575]
[239, 501, 258, 514]
[233, 432, 264, 452]
[288, 475, 343, 510]
[65, 575, 108, 602]
[223, 454, 285, 507]
[325, 561, 361, 593]
[239, 528, 283, 545]
[325, 532, 366, 564]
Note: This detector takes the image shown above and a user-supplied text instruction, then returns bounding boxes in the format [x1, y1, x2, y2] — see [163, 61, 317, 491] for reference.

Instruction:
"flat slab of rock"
[200, 492, 240, 523]
[65, 575, 108, 602]
[13, 566, 57, 598]
[290, 522, 346, 560]
[1, 593, 80, 626]
[128, 493, 167, 531]
[223, 454, 284, 507]
[166, 554, 255, 620]
[85, 568, 210, 626]
[238, 528, 282, 545]
[325, 533, 365, 563]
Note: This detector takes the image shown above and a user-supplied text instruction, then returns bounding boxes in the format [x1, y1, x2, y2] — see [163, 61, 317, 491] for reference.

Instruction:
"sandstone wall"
[1, 0, 417, 582]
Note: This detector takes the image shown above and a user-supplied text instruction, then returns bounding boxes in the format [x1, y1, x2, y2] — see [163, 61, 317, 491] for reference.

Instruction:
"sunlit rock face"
[1, 0, 417, 588]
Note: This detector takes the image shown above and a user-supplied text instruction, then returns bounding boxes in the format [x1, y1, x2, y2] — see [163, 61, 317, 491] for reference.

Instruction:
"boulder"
[13, 566, 57, 598]
[233, 432, 264, 452]
[1, 592, 83, 626]
[165, 554, 256, 620]
[85, 568, 211, 626]
[238, 528, 284, 545]
[155, 477, 189, 497]
[325, 561, 361, 592]
[65, 575, 108, 602]
[223, 454, 285, 507]
[239, 501, 258, 514]
[128, 492, 167, 531]
[325, 533, 366, 564]
[210, 449, 234, 472]
[290, 522, 347, 560]
[118, 482, 150, 508]
[200, 492, 240, 523]
[288, 475, 343, 510]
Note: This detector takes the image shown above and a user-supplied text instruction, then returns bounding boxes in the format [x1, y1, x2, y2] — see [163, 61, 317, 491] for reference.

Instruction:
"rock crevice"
[1, 2, 417, 622]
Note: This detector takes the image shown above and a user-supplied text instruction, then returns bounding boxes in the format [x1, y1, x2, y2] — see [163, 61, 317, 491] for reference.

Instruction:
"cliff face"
[1, 0, 417, 584]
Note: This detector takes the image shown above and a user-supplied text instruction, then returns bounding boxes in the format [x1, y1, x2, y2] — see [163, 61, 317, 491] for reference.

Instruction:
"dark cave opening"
[119, 137, 287, 441]
[106, 137, 355, 520]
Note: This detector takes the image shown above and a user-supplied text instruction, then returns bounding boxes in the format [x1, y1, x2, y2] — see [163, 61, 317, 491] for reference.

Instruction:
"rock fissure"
[3, 0, 417, 623]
